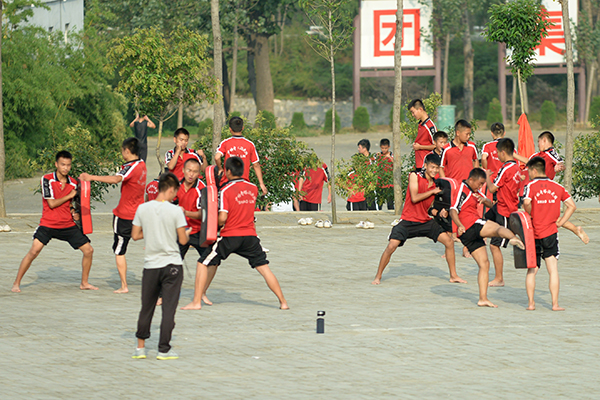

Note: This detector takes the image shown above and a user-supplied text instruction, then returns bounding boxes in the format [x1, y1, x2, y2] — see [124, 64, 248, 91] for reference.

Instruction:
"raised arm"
[79, 173, 123, 185]
[145, 116, 156, 129]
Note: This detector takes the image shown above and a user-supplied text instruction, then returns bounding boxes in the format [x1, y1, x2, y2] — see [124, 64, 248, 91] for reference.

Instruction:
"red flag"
[517, 113, 535, 160]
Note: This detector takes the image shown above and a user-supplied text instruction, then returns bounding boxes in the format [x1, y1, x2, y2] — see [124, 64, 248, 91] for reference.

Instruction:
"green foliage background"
[540, 100, 557, 130]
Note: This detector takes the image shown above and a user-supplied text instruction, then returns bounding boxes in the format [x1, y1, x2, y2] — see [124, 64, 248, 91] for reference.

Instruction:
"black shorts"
[433, 214, 452, 232]
[535, 233, 560, 267]
[113, 215, 133, 256]
[179, 232, 209, 258]
[346, 200, 367, 211]
[33, 225, 90, 250]
[199, 236, 269, 268]
[459, 220, 487, 254]
[489, 207, 510, 248]
[300, 201, 320, 211]
[389, 219, 443, 246]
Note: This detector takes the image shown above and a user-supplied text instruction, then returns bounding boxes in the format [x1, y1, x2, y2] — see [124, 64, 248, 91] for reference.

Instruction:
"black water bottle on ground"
[316, 311, 325, 334]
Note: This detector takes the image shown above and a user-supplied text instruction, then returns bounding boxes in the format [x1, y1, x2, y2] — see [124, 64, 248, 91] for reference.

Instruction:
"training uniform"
[378, 153, 395, 210]
[531, 147, 563, 180]
[34, 172, 90, 249]
[523, 178, 571, 267]
[174, 178, 206, 257]
[113, 159, 147, 255]
[487, 160, 521, 248]
[346, 171, 366, 211]
[388, 170, 443, 246]
[414, 118, 437, 169]
[216, 136, 260, 185]
[481, 139, 503, 181]
[165, 148, 202, 181]
[300, 163, 329, 211]
[145, 179, 159, 201]
[451, 181, 488, 253]
[441, 141, 478, 182]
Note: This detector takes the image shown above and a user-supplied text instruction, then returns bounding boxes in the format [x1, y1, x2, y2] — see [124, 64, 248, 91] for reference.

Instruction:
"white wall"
[25, 0, 84, 33]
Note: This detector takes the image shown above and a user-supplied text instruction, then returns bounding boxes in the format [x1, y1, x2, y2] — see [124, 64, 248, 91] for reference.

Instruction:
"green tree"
[352, 106, 370, 132]
[571, 132, 600, 200]
[486, 98, 503, 124]
[540, 100, 556, 129]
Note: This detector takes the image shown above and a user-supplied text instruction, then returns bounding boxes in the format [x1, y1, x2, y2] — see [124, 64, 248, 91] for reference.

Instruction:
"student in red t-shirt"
[145, 177, 159, 202]
[80, 137, 147, 294]
[378, 138, 394, 210]
[182, 156, 288, 311]
[12, 151, 97, 293]
[523, 157, 576, 311]
[215, 117, 267, 195]
[372, 154, 467, 285]
[408, 99, 437, 169]
[450, 168, 524, 308]
[481, 122, 505, 182]
[165, 128, 206, 180]
[298, 163, 331, 211]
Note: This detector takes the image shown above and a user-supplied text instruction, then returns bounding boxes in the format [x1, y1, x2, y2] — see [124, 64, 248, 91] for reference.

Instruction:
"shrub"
[290, 112, 307, 132]
[572, 132, 600, 200]
[589, 97, 600, 127]
[399, 92, 443, 142]
[353, 106, 370, 132]
[540, 100, 556, 129]
[324, 108, 341, 133]
[486, 98, 503, 124]
[5, 132, 35, 180]
[197, 118, 213, 137]
[258, 110, 277, 130]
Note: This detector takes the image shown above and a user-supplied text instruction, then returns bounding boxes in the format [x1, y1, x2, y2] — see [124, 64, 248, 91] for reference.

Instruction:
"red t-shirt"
[217, 136, 260, 182]
[530, 147, 563, 180]
[401, 171, 435, 223]
[441, 141, 478, 182]
[165, 148, 202, 181]
[378, 153, 394, 188]
[523, 178, 571, 239]
[39, 172, 78, 229]
[175, 179, 206, 235]
[302, 164, 329, 204]
[493, 160, 521, 217]
[145, 179, 159, 201]
[451, 180, 486, 231]
[114, 160, 147, 220]
[415, 118, 437, 169]
[482, 139, 502, 180]
[219, 179, 258, 237]
[346, 171, 365, 202]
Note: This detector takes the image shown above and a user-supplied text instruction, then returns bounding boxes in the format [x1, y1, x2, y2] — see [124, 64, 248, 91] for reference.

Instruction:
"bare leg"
[437, 233, 466, 283]
[372, 239, 401, 285]
[480, 221, 524, 249]
[488, 245, 505, 287]
[255, 264, 289, 309]
[526, 267, 538, 310]
[12, 239, 45, 292]
[544, 256, 564, 311]
[462, 246, 472, 258]
[470, 247, 497, 308]
[137, 338, 145, 349]
[181, 262, 208, 310]
[561, 221, 589, 244]
[202, 265, 218, 305]
[79, 243, 98, 290]
[114, 255, 128, 293]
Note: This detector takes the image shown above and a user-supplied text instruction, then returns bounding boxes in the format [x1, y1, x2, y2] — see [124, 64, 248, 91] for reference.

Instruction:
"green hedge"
[540, 100, 556, 130]
[353, 106, 370, 132]
[290, 112, 307, 131]
[324, 108, 341, 132]
[486, 98, 503, 124]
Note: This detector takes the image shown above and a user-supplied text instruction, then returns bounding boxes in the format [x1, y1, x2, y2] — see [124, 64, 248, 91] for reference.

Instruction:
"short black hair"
[55, 150, 72, 162]
[496, 138, 515, 155]
[357, 139, 370, 152]
[183, 157, 201, 170]
[122, 137, 139, 156]
[424, 153, 441, 166]
[408, 99, 424, 110]
[491, 122, 505, 137]
[538, 131, 555, 144]
[433, 131, 449, 141]
[468, 167, 486, 181]
[158, 172, 180, 193]
[225, 156, 244, 178]
[380, 138, 390, 147]
[526, 156, 546, 174]
[455, 119, 472, 132]
[174, 127, 190, 138]
[229, 116, 244, 133]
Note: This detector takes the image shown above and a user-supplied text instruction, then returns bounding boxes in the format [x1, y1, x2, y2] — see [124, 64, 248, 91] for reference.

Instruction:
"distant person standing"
[408, 99, 437, 170]
[130, 113, 156, 162]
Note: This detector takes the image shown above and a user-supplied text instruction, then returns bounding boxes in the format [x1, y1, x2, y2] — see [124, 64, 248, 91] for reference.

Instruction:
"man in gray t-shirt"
[131, 172, 189, 360]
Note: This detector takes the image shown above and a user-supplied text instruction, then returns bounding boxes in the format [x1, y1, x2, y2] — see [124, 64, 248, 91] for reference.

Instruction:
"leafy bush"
[399, 92, 443, 142]
[486, 98, 503, 124]
[259, 110, 277, 130]
[5, 132, 35, 180]
[540, 100, 556, 129]
[197, 118, 213, 137]
[162, 110, 199, 132]
[324, 108, 341, 133]
[290, 112, 307, 132]
[571, 132, 600, 200]
[589, 97, 600, 127]
[352, 107, 370, 132]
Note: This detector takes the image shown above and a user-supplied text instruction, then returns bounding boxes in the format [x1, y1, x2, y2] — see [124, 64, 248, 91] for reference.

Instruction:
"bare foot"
[441, 254, 446, 259]
[371, 278, 381, 285]
[11, 284, 21, 293]
[552, 305, 565, 311]
[156, 298, 163, 306]
[202, 294, 213, 306]
[477, 300, 498, 308]
[526, 303, 536, 311]
[181, 302, 202, 310]
[449, 276, 467, 283]
[114, 287, 129, 294]
[509, 238, 525, 250]
[280, 303, 290, 310]
[462, 248, 472, 258]
[488, 279, 505, 287]
[576, 226, 589, 244]
[80, 283, 99, 290]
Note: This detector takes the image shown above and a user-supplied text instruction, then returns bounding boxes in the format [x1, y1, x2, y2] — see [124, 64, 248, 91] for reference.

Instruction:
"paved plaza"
[1, 211, 600, 399]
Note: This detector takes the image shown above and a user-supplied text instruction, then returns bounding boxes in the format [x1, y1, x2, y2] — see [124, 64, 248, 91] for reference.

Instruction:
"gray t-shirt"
[133, 201, 187, 269]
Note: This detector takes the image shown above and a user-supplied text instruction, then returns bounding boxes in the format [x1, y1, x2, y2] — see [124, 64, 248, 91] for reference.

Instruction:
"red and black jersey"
[346, 171, 365, 202]
[114, 159, 147, 220]
[415, 118, 437, 169]
[441, 141, 478, 182]
[482, 139, 502, 180]
[39, 172, 78, 229]
[301, 164, 329, 204]
[451, 180, 487, 231]
[217, 136, 260, 183]
[400, 170, 436, 223]
[175, 178, 206, 235]
[145, 179, 159, 201]
[165, 148, 202, 181]
[523, 178, 571, 239]
[530, 147, 563, 180]
[219, 178, 258, 237]
[493, 160, 521, 217]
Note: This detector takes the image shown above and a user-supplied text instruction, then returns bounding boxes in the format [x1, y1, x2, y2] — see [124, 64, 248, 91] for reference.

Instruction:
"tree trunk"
[222, 52, 230, 117]
[328, 9, 338, 224]
[279, 7, 287, 56]
[177, 103, 183, 128]
[230, 10, 238, 113]
[393, 0, 404, 215]
[517, 70, 526, 114]
[156, 120, 165, 171]
[0, 1, 6, 217]
[247, 34, 257, 104]
[254, 34, 275, 113]
[561, 0, 575, 193]
[211, 0, 224, 157]
[585, 62, 596, 125]
[511, 75, 517, 128]
[462, 8, 474, 121]
[442, 32, 450, 105]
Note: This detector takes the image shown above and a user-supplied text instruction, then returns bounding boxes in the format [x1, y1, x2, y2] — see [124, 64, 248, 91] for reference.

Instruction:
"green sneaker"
[157, 350, 179, 360]
[132, 348, 146, 359]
